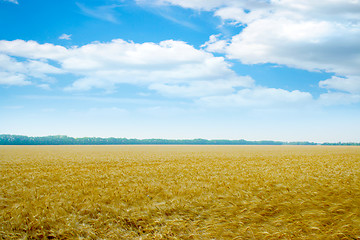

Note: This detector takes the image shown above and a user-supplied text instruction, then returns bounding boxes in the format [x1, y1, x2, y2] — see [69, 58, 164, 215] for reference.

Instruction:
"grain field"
[1, 145, 360, 239]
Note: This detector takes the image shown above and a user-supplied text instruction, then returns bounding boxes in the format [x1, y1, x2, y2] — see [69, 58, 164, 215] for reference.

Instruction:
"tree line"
[0, 134, 327, 145]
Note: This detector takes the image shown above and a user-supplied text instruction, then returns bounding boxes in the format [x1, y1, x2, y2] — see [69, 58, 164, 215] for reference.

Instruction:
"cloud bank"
[0, 38, 315, 107]
[1, 0, 360, 107]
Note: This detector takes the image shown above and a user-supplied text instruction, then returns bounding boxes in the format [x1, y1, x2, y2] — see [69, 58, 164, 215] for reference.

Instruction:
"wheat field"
[0, 145, 359, 239]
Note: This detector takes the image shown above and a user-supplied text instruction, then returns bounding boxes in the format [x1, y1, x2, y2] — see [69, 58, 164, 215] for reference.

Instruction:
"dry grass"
[1, 145, 360, 239]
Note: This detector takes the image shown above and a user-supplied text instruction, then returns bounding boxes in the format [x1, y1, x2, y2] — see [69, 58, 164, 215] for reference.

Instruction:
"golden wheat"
[1, 145, 360, 239]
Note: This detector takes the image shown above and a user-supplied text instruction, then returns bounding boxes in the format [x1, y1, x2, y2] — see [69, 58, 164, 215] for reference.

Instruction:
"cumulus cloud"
[0, 39, 248, 96]
[224, 17, 360, 77]
[59, 39, 240, 92]
[201, 34, 228, 53]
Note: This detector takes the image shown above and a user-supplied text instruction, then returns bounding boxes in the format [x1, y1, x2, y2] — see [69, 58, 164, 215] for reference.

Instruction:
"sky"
[1, 0, 360, 142]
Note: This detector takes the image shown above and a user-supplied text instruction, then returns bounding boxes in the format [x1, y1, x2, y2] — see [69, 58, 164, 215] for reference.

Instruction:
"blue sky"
[1, 0, 360, 142]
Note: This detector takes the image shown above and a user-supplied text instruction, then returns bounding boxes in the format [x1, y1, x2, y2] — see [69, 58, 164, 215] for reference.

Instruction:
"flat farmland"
[1, 145, 360, 239]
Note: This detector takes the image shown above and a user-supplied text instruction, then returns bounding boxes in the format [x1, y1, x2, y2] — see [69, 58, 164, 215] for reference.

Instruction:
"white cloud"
[0, 40, 67, 60]
[59, 34, 72, 40]
[8, 38, 360, 108]
[319, 76, 360, 93]
[0, 39, 247, 95]
[26, 60, 63, 77]
[0, 53, 63, 86]
[272, 0, 360, 22]
[59, 39, 240, 92]
[0, 72, 29, 86]
[224, 17, 360, 77]
[0, 38, 316, 108]
[201, 34, 228, 53]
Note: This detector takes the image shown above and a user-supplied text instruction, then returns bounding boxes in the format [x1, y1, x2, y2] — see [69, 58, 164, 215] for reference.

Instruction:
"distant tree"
[0, 134, 358, 146]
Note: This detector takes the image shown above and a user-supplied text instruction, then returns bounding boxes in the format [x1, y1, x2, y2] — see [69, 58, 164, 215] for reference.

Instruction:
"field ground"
[1, 145, 360, 239]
